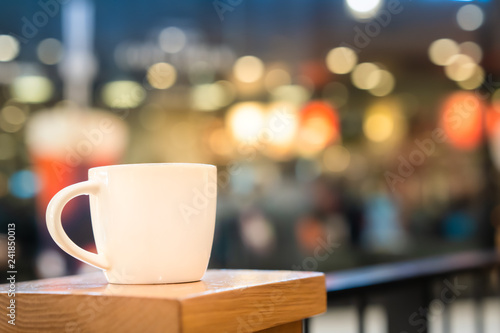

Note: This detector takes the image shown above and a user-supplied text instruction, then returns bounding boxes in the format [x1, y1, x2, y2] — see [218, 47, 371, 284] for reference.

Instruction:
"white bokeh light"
[158, 27, 186, 54]
[346, 0, 381, 13]
[456, 4, 484, 31]
[0, 35, 19, 62]
[346, 0, 382, 19]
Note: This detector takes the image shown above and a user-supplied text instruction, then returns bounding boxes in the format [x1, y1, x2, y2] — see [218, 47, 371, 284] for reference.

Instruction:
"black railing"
[308, 250, 500, 333]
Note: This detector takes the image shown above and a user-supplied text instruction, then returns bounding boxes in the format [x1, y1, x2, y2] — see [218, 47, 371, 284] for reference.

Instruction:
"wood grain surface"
[0, 270, 326, 333]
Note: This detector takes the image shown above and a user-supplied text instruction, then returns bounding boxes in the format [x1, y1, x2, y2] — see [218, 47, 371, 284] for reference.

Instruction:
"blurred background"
[0, 0, 500, 331]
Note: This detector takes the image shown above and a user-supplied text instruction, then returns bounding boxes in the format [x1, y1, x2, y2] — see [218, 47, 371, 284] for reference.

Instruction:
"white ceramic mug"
[46, 163, 217, 284]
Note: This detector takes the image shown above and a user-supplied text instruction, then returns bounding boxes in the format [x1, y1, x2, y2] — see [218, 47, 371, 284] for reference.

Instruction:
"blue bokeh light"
[9, 170, 40, 199]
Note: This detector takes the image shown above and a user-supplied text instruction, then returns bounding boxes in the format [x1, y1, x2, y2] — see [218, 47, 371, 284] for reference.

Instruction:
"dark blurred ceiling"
[1, 0, 499, 80]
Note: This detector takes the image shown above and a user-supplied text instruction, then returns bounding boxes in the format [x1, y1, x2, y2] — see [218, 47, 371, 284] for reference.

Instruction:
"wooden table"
[0, 270, 326, 333]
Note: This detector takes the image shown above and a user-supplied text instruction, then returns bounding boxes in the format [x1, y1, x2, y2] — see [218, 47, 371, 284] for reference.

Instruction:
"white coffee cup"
[46, 163, 217, 284]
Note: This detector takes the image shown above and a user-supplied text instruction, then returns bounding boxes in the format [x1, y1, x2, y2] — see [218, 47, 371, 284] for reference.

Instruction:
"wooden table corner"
[1, 269, 326, 333]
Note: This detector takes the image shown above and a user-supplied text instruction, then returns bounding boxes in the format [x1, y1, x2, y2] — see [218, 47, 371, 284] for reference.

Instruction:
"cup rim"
[89, 163, 216, 172]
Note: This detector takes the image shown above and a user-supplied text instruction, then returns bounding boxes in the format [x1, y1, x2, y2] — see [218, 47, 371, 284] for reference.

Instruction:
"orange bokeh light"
[486, 102, 500, 138]
[297, 101, 340, 156]
[440, 91, 484, 150]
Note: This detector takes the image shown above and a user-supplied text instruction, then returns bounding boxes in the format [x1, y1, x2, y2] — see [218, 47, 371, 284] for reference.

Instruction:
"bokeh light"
[233, 55, 265, 83]
[36, 250, 66, 278]
[37, 38, 64, 65]
[147, 62, 177, 89]
[270, 84, 311, 106]
[459, 41, 483, 64]
[191, 81, 235, 111]
[0, 35, 19, 62]
[352, 62, 381, 90]
[264, 68, 291, 91]
[11, 76, 54, 103]
[226, 102, 266, 144]
[456, 65, 484, 90]
[158, 26, 186, 54]
[364, 110, 394, 142]
[440, 91, 484, 150]
[322, 145, 351, 173]
[326, 47, 358, 74]
[265, 101, 299, 150]
[445, 54, 476, 82]
[368, 70, 395, 97]
[456, 4, 484, 32]
[8, 170, 39, 199]
[1, 105, 27, 126]
[428, 39, 459, 66]
[346, 0, 382, 19]
[297, 101, 340, 157]
[215, 80, 236, 106]
[240, 212, 276, 255]
[363, 99, 405, 144]
[102, 80, 145, 109]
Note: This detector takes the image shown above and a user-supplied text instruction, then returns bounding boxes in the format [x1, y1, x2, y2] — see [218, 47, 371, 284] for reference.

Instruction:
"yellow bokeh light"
[102, 80, 145, 109]
[1, 106, 26, 126]
[323, 145, 351, 173]
[264, 68, 291, 91]
[428, 39, 460, 66]
[215, 80, 236, 107]
[352, 62, 380, 90]
[363, 99, 406, 146]
[147, 62, 177, 89]
[326, 47, 358, 74]
[11, 76, 53, 104]
[0, 35, 19, 62]
[266, 101, 298, 147]
[191, 81, 235, 111]
[226, 102, 266, 144]
[297, 117, 336, 158]
[270, 85, 311, 106]
[233, 56, 264, 83]
[445, 54, 476, 82]
[192, 84, 223, 111]
[364, 113, 393, 142]
[369, 70, 395, 97]
[457, 65, 485, 90]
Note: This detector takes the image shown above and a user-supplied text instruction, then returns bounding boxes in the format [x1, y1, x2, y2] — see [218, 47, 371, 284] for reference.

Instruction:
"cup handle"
[46, 180, 109, 270]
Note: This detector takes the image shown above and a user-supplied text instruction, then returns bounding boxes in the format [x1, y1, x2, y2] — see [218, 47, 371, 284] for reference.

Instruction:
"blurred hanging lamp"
[440, 91, 484, 151]
[25, 0, 129, 276]
[296, 101, 340, 158]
